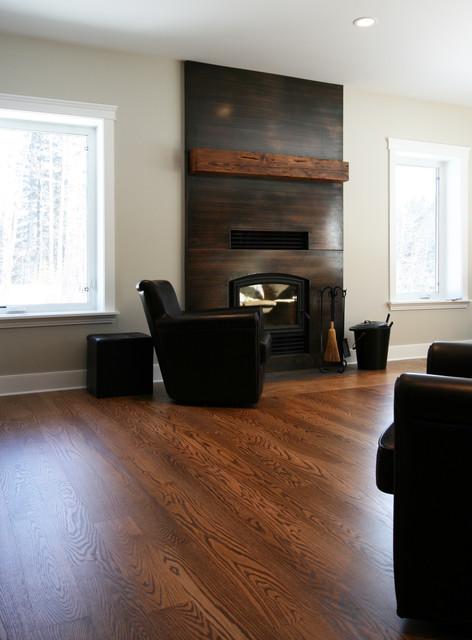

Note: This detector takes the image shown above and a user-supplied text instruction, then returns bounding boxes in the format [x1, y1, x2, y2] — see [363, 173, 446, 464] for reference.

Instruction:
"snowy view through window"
[0, 128, 88, 307]
[395, 164, 439, 296]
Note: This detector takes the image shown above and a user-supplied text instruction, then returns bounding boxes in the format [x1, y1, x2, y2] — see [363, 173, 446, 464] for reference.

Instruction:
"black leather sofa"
[376, 341, 472, 623]
[136, 279, 272, 405]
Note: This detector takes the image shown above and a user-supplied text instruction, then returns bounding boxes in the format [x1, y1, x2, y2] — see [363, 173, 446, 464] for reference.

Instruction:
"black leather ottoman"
[87, 332, 153, 398]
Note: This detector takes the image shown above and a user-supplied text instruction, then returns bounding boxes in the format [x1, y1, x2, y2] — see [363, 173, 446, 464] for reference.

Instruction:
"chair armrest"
[395, 372, 472, 424]
[377, 373, 472, 496]
[393, 372, 472, 622]
[188, 305, 265, 322]
[376, 423, 395, 494]
[426, 341, 472, 378]
[158, 309, 262, 331]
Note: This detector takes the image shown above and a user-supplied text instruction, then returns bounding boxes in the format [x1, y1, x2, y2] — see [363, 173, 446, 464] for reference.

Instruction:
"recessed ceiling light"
[353, 16, 377, 28]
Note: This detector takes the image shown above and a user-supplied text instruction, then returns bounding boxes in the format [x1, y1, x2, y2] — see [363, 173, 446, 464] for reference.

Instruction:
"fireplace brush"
[320, 286, 347, 373]
[324, 319, 340, 362]
[324, 288, 340, 362]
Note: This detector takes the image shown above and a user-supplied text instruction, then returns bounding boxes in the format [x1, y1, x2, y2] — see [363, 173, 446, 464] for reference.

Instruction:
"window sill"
[389, 299, 470, 311]
[0, 310, 118, 329]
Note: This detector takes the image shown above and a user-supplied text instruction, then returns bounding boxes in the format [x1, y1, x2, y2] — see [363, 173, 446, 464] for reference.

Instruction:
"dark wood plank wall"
[184, 62, 345, 370]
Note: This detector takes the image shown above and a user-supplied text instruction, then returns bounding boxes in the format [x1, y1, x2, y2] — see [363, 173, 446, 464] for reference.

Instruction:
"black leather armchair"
[376, 341, 472, 623]
[136, 279, 272, 404]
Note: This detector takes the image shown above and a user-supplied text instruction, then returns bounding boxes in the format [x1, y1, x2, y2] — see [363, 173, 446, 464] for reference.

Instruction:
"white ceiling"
[1, 0, 472, 107]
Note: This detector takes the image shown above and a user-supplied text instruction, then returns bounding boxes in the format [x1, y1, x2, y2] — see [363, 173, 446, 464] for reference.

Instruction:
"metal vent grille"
[230, 230, 309, 250]
[270, 333, 307, 355]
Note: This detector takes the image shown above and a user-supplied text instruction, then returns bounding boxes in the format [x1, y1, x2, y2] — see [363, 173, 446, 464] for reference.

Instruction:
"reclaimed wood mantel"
[189, 147, 349, 183]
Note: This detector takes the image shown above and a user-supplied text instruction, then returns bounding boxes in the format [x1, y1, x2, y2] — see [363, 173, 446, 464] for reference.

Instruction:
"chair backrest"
[427, 341, 472, 378]
[136, 280, 182, 389]
[136, 280, 182, 319]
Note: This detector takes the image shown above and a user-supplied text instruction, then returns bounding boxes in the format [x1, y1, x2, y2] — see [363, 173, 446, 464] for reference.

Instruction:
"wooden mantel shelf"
[189, 147, 349, 183]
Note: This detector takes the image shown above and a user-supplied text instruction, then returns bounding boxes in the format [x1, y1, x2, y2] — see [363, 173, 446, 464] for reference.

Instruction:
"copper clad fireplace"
[184, 62, 347, 371]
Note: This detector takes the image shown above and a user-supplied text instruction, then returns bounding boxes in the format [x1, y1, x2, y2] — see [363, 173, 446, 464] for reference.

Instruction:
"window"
[388, 138, 470, 310]
[0, 93, 117, 326]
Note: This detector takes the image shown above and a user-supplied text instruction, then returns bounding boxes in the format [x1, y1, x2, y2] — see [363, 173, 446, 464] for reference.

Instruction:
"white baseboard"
[344, 342, 430, 366]
[0, 369, 87, 396]
[387, 343, 430, 360]
[0, 364, 163, 396]
[347, 340, 472, 365]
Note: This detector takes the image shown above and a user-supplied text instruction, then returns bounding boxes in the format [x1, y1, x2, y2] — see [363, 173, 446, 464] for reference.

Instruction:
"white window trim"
[0, 93, 118, 328]
[389, 299, 470, 311]
[388, 138, 470, 311]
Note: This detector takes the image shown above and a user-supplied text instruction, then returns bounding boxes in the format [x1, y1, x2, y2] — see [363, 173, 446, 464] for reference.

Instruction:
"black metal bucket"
[350, 318, 392, 370]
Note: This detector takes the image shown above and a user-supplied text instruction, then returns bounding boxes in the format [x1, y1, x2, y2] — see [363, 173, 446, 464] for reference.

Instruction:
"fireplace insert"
[229, 273, 309, 355]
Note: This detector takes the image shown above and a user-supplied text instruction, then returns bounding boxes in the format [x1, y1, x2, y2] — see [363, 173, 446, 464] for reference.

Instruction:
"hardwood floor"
[0, 360, 470, 639]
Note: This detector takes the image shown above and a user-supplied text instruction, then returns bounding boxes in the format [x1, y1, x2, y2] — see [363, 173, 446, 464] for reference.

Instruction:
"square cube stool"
[87, 332, 153, 398]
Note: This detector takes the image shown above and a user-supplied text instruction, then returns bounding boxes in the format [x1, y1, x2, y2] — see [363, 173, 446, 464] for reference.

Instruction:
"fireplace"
[185, 62, 347, 371]
[229, 273, 309, 355]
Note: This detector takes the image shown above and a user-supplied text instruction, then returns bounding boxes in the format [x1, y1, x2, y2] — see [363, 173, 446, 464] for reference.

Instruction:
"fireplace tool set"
[319, 286, 348, 373]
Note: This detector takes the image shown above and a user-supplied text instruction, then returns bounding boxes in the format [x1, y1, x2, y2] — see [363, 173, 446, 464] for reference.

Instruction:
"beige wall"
[344, 88, 472, 350]
[1, 33, 472, 382]
[0, 34, 182, 377]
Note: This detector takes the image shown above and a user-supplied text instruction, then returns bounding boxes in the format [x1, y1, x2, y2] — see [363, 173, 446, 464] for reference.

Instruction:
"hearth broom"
[324, 288, 340, 363]
[324, 320, 340, 362]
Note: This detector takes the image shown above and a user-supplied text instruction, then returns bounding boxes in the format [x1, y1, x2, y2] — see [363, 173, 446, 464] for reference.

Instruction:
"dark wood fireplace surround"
[185, 62, 348, 371]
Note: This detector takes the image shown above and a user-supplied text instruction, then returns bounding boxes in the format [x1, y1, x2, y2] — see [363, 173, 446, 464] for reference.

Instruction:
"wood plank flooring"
[0, 360, 470, 639]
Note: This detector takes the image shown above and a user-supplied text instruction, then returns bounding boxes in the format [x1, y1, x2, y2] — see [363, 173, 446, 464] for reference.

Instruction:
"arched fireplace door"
[229, 273, 309, 355]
